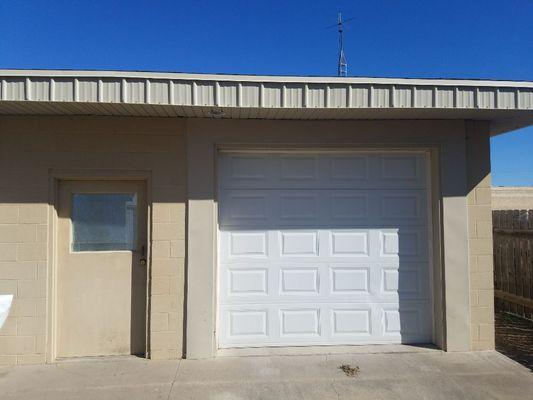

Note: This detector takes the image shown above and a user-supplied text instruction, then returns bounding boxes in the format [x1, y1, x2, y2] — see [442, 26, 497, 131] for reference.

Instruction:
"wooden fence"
[493, 210, 533, 320]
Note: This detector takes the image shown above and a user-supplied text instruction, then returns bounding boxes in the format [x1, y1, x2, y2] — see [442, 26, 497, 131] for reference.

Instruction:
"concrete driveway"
[1, 350, 532, 399]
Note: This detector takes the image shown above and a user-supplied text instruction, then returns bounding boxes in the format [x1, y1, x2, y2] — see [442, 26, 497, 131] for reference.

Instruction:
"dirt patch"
[338, 364, 360, 377]
[495, 311, 533, 371]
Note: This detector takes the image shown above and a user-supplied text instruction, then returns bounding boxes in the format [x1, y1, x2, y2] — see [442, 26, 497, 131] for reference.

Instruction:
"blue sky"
[0, 1, 531, 185]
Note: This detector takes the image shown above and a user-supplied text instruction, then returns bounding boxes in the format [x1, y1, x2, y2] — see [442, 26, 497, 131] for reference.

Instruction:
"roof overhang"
[1, 69, 532, 135]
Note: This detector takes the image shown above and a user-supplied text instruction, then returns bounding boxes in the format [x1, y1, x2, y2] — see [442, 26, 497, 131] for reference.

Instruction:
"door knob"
[140, 245, 147, 265]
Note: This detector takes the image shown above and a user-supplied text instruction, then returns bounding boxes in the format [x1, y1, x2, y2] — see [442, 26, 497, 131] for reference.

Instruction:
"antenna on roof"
[327, 13, 354, 77]
[337, 13, 347, 77]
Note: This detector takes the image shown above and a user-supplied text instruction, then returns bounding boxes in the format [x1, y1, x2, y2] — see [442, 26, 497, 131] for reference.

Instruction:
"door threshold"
[54, 354, 147, 363]
[217, 344, 440, 358]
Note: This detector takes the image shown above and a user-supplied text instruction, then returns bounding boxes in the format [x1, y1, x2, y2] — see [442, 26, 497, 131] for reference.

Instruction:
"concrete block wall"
[0, 116, 186, 365]
[0, 115, 498, 363]
[466, 121, 495, 351]
[0, 202, 47, 366]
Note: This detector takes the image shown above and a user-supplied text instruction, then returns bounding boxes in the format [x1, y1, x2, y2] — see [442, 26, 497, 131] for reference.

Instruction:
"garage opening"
[217, 151, 433, 348]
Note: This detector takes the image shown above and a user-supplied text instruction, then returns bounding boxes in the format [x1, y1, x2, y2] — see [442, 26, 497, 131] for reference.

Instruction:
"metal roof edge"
[1, 69, 532, 88]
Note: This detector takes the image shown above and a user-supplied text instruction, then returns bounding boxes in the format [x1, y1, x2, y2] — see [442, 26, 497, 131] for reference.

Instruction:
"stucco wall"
[0, 116, 186, 365]
[466, 121, 495, 351]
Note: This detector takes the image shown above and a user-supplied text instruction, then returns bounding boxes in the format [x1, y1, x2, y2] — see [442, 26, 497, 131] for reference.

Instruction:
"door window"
[71, 193, 137, 251]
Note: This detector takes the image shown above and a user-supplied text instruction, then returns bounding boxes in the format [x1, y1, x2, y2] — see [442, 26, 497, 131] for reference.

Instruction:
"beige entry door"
[57, 181, 147, 358]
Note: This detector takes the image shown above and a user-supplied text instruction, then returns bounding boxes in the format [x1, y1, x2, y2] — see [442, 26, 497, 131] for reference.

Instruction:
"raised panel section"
[398, 230, 426, 259]
[330, 231, 369, 256]
[229, 310, 268, 337]
[230, 156, 268, 181]
[330, 267, 369, 293]
[330, 156, 368, 181]
[280, 268, 319, 295]
[224, 194, 267, 222]
[280, 231, 318, 256]
[230, 232, 267, 257]
[280, 194, 317, 220]
[381, 229, 426, 259]
[229, 269, 268, 295]
[280, 309, 319, 336]
[381, 231, 399, 256]
[380, 156, 420, 181]
[380, 195, 422, 221]
[383, 309, 420, 335]
[330, 195, 368, 220]
[332, 309, 371, 334]
[280, 157, 317, 181]
[382, 269, 420, 295]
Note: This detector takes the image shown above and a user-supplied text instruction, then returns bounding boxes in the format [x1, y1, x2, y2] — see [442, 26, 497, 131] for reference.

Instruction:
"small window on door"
[71, 193, 137, 252]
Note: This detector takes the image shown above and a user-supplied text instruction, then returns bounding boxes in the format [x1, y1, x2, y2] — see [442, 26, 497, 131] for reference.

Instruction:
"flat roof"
[1, 69, 532, 135]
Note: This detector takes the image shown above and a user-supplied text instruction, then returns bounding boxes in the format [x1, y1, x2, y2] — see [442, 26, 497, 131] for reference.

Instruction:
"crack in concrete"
[166, 360, 181, 400]
[331, 379, 340, 400]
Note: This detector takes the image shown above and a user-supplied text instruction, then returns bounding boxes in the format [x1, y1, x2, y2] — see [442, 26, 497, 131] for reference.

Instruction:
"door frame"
[187, 143, 445, 357]
[46, 169, 153, 362]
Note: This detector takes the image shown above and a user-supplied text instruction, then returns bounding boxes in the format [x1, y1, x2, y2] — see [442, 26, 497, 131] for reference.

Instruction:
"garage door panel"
[218, 152, 432, 348]
[220, 228, 428, 263]
[280, 308, 321, 337]
[220, 262, 429, 305]
[227, 309, 269, 338]
[279, 267, 320, 295]
[219, 153, 427, 190]
[219, 189, 427, 228]
[280, 231, 319, 256]
[331, 309, 372, 336]
[381, 304, 432, 340]
[330, 266, 370, 294]
[380, 228, 429, 262]
[218, 302, 431, 347]
[227, 268, 269, 296]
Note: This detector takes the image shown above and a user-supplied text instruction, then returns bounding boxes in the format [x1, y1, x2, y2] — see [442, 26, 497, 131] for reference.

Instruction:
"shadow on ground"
[496, 311, 533, 371]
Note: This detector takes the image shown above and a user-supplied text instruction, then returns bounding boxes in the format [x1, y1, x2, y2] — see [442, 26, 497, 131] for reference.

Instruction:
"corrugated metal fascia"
[0, 72, 532, 129]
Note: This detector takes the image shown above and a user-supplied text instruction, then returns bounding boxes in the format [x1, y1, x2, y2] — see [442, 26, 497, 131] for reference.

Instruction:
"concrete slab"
[1, 351, 532, 400]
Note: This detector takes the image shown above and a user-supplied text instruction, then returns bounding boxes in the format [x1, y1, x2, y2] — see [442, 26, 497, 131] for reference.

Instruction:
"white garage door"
[217, 152, 432, 348]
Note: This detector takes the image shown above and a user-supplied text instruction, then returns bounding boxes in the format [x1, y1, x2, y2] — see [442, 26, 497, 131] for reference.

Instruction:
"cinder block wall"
[0, 116, 186, 365]
[466, 121, 495, 351]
